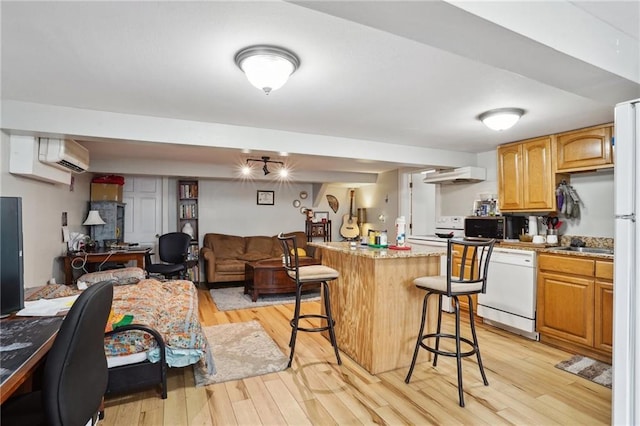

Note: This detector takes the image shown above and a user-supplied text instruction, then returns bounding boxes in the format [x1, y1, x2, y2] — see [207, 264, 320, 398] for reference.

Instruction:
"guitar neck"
[349, 190, 355, 219]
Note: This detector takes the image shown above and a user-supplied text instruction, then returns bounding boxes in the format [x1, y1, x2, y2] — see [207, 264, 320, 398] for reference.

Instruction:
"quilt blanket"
[27, 279, 212, 369]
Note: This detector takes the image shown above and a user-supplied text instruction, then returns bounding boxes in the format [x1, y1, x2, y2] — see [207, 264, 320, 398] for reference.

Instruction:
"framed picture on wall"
[314, 211, 329, 222]
[257, 190, 274, 205]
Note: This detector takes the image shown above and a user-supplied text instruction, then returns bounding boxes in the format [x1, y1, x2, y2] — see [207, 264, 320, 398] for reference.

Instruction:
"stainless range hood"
[423, 166, 486, 184]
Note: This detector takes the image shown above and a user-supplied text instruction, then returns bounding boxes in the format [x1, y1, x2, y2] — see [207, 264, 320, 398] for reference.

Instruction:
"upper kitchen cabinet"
[554, 123, 614, 173]
[498, 136, 564, 212]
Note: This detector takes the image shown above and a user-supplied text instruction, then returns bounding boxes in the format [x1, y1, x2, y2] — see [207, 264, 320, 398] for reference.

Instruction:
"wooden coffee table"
[244, 258, 321, 302]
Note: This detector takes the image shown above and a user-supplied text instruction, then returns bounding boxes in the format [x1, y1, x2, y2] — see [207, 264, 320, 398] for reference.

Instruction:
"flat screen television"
[1, 196, 25, 317]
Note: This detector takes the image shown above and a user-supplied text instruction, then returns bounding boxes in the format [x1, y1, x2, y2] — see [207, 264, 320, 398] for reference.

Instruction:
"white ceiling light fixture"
[235, 45, 300, 95]
[478, 108, 525, 131]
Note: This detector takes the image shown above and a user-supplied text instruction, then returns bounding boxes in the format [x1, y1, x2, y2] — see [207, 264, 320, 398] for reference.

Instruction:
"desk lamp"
[83, 210, 105, 249]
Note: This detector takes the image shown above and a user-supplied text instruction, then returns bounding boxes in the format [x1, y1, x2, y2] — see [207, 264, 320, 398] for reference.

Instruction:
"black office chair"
[405, 238, 495, 407]
[1, 281, 114, 426]
[278, 232, 341, 367]
[145, 232, 192, 279]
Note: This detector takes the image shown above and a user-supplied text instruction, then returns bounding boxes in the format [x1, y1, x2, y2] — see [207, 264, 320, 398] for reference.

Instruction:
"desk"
[63, 250, 148, 285]
[0, 316, 64, 404]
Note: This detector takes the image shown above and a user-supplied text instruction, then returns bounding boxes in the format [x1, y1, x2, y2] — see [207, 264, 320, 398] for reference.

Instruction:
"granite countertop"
[498, 236, 614, 260]
[308, 241, 446, 259]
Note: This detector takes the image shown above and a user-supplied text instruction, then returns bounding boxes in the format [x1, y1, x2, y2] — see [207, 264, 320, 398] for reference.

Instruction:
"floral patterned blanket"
[27, 279, 213, 369]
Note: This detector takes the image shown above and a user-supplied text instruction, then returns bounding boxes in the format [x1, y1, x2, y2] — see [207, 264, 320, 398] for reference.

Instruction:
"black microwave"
[464, 216, 527, 240]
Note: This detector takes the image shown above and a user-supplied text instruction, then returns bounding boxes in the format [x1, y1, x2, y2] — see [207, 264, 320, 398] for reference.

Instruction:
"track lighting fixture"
[242, 156, 288, 177]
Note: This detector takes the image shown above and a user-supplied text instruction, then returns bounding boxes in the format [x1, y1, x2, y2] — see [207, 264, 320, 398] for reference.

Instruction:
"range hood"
[423, 166, 486, 184]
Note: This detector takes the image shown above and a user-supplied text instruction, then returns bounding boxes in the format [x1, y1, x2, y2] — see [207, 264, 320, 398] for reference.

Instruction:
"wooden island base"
[313, 243, 443, 375]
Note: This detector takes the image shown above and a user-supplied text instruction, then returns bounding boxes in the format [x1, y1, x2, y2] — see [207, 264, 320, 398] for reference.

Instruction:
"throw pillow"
[290, 248, 307, 257]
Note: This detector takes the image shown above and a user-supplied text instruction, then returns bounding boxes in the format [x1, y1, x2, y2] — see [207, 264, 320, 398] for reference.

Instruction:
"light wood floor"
[102, 285, 611, 425]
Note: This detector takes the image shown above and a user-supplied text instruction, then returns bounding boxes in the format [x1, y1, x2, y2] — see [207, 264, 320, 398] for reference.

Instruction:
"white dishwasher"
[477, 248, 539, 340]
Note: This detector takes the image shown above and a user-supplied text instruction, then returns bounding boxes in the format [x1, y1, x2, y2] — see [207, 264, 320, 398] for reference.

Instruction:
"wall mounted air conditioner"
[9, 135, 71, 185]
[422, 166, 486, 184]
[38, 138, 89, 173]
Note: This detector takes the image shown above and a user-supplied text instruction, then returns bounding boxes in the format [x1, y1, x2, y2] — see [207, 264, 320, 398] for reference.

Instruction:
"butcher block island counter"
[308, 242, 445, 375]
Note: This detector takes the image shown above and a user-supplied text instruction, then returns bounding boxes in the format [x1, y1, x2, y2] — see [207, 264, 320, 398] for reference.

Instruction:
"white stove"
[408, 215, 465, 246]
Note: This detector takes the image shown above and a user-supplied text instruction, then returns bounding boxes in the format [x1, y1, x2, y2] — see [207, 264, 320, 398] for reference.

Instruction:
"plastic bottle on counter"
[380, 230, 388, 246]
[368, 229, 376, 245]
[395, 216, 406, 247]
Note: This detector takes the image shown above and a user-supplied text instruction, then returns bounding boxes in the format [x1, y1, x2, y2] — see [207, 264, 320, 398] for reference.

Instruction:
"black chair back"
[158, 232, 192, 264]
[446, 238, 495, 295]
[277, 232, 300, 280]
[43, 281, 113, 426]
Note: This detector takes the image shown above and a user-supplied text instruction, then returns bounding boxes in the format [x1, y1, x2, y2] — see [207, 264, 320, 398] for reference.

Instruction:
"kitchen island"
[309, 242, 445, 375]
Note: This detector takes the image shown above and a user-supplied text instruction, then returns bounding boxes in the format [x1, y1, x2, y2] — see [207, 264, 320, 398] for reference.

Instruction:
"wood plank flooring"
[102, 285, 611, 425]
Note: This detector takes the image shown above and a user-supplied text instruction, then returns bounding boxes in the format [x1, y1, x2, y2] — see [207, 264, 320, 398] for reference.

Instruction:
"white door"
[122, 176, 163, 255]
[410, 173, 436, 236]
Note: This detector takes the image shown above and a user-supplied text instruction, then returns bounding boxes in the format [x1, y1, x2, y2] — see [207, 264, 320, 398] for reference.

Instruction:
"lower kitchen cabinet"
[537, 253, 612, 362]
[594, 260, 614, 352]
[452, 244, 479, 315]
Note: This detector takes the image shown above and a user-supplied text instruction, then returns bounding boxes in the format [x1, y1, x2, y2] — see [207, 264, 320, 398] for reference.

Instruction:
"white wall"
[1, 131, 93, 287]
[560, 170, 614, 237]
[357, 170, 399, 237]
[439, 150, 498, 216]
[189, 179, 352, 242]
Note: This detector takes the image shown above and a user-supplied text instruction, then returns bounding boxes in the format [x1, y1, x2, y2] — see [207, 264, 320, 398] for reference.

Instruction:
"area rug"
[555, 355, 612, 388]
[193, 320, 288, 386]
[210, 286, 320, 311]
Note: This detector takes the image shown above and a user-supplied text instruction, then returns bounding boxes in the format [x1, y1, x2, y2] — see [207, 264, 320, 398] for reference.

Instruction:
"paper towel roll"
[528, 216, 538, 236]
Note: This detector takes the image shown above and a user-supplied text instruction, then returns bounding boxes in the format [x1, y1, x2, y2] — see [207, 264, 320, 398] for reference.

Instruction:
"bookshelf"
[178, 180, 200, 282]
[90, 201, 125, 247]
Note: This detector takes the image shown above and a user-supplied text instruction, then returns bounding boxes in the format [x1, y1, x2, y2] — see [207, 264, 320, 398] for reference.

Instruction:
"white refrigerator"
[613, 98, 640, 425]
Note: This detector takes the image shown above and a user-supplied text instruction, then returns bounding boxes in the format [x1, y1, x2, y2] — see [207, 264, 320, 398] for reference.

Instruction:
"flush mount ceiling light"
[235, 45, 300, 95]
[242, 156, 289, 177]
[478, 108, 525, 131]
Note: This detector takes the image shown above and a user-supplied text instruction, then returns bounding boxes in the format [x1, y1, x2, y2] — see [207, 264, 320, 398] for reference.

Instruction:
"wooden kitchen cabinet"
[498, 136, 564, 212]
[554, 123, 613, 172]
[537, 253, 612, 362]
[594, 260, 614, 352]
[451, 244, 479, 315]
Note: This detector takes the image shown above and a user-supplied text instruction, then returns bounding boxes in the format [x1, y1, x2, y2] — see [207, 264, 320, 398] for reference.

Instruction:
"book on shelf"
[179, 183, 198, 199]
[179, 204, 197, 219]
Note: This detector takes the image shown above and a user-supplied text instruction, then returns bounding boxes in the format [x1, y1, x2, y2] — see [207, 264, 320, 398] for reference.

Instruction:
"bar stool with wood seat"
[278, 232, 342, 367]
[405, 237, 495, 407]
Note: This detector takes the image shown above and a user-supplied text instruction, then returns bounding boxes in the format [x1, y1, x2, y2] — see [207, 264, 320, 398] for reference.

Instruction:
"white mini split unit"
[38, 138, 89, 173]
[9, 136, 90, 184]
[422, 166, 486, 184]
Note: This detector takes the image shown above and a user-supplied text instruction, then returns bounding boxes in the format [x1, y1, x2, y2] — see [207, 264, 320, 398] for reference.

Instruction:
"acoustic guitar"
[340, 189, 360, 239]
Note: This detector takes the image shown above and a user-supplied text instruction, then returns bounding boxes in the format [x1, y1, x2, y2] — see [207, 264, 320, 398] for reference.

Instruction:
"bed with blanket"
[26, 268, 214, 398]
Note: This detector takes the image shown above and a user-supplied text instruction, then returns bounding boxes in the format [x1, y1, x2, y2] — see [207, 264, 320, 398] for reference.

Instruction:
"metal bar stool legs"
[467, 295, 489, 386]
[322, 280, 342, 365]
[405, 292, 431, 381]
[405, 292, 489, 407]
[288, 283, 305, 367]
[288, 280, 342, 367]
